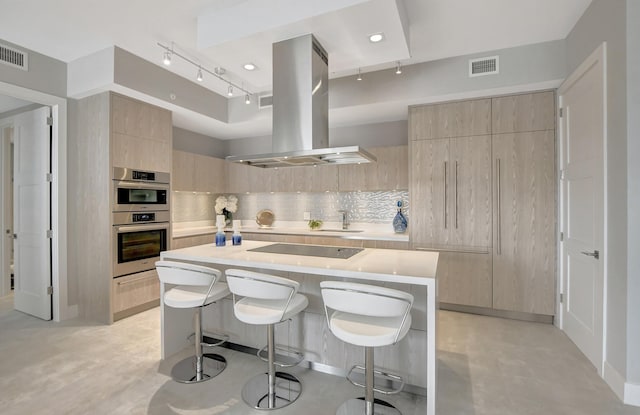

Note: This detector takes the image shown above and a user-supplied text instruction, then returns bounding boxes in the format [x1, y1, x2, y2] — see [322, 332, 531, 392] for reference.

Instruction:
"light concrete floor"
[0, 294, 638, 415]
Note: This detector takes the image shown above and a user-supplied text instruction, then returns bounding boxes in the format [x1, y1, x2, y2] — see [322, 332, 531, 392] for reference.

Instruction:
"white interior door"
[559, 44, 605, 372]
[13, 106, 52, 320]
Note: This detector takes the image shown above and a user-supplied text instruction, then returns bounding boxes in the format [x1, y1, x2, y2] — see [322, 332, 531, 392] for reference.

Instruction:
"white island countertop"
[161, 240, 436, 284]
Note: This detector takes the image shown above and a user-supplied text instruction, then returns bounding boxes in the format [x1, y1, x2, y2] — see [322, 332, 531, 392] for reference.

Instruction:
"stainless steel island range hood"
[226, 34, 376, 168]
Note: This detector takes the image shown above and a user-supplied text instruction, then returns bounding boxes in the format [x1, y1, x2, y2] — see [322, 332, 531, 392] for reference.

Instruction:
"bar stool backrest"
[225, 269, 299, 300]
[156, 260, 221, 287]
[320, 281, 414, 318]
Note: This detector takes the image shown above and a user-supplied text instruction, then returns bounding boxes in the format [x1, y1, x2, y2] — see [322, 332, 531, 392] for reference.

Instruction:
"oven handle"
[115, 224, 169, 233]
[115, 181, 169, 191]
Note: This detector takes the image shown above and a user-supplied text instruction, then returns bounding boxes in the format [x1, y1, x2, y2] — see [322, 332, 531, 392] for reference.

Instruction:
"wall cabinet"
[111, 94, 172, 172]
[409, 92, 556, 316]
[172, 150, 226, 193]
[338, 145, 408, 191]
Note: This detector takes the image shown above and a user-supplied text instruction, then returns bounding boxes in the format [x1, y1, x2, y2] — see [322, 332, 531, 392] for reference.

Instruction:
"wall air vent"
[469, 55, 498, 77]
[258, 94, 273, 109]
[0, 43, 28, 71]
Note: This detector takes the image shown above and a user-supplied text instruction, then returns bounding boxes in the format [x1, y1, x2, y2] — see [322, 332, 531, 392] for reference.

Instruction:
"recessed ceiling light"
[368, 33, 385, 43]
[243, 63, 257, 71]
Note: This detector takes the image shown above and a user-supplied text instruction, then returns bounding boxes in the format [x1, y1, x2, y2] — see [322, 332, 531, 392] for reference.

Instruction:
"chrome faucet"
[338, 210, 349, 230]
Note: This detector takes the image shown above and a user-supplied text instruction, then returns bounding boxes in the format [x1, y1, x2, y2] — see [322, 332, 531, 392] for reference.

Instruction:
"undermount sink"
[318, 229, 364, 233]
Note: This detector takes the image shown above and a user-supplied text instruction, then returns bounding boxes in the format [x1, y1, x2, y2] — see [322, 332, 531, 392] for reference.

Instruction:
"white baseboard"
[603, 360, 640, 407]
[603, 361, 625, 401]
[625, 382, 640, 407]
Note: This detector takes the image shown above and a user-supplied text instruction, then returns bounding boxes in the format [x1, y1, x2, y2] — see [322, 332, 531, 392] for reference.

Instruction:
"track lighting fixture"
[356, 68, 362, 81]
[157, 42, 253, 98]
[395, 62, 402, 74]
[245, 94, 251, 104]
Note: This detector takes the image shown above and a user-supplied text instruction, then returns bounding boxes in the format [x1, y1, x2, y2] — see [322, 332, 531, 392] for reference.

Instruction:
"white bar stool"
[156, 260, 230, 383]
[320, 281, 414, 415]
[225, 269, 309, 410]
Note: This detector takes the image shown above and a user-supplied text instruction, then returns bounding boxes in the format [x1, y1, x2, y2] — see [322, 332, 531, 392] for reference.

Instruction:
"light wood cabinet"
[338, 145, 408, 191]
[172, 150, 227, 193]
[172, 234, 215, 249]
[72, 92, 172, 324]
[492, 91, 555, 134]
[409, 138, 450, 248]
[409, 98, 491, 141]
[112, 269, 161, 321]
[409, 91, 556, 315]
[226, 162, 252, 193]
[111, 94, 172, 172]
[436, 251, 492, 308]
[492, 130, 556, 315]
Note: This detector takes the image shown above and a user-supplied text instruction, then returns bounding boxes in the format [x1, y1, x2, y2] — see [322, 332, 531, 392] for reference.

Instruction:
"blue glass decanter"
[393, 200, 408, 233]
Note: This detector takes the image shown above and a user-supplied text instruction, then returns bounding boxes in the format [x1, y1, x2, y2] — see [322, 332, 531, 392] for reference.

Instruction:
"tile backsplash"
[172, 191, 409, 224]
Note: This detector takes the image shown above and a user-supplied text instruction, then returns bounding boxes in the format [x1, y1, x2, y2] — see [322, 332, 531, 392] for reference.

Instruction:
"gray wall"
[329, 40, 566, 110]
[223, 119, 407, 157]
[0, 39, 67, 98]
[626, 0, 640, 384]
[113, 47, 228, 123]
[173, 127, 228, 158]
[566, 0, 631, 382]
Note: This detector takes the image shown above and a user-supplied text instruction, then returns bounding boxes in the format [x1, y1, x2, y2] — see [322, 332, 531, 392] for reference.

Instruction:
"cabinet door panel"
[409, 139, 449, 247]
[492, 131, 556, 314]
[226, 162, 251, 193]
[172, 150, 195, 191]
[437, 251, 492, 308]
[492, 91, 555, 134]
[409, 99, 491, 140]
[450, 136, 492, 249]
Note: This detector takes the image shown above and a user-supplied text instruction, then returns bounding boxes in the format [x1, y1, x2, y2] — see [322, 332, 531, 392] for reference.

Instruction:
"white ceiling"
[0, 0, 592, 136]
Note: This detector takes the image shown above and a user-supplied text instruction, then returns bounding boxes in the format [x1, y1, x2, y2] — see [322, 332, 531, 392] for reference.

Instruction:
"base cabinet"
[112, 269, 160, 321]
[435, 251, 492, 308]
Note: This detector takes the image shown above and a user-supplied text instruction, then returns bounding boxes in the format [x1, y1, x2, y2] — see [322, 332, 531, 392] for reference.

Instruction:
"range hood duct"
[226, 34, 376, 168]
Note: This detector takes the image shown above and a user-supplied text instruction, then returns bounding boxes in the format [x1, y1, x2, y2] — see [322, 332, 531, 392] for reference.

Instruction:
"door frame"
[0, 120, 13, 296]
[557, 42, 607, 373]
[0, 80, 73, 322]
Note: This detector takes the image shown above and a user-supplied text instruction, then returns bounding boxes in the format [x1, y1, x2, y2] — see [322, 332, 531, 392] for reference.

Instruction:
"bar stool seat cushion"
[164, 282, 230, 309]
[328, 311, 412, 348]
[233, 294, 308, 325]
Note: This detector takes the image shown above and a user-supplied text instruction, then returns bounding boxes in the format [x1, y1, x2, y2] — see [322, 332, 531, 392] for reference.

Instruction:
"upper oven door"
[113, 180, 169, 211]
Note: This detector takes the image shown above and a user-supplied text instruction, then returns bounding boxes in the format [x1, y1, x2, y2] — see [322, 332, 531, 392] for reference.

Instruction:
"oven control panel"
[132, 213, 155, 223]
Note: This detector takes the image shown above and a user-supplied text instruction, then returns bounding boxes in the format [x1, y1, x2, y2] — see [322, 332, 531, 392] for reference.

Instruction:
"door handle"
[581, 250, 600, 260]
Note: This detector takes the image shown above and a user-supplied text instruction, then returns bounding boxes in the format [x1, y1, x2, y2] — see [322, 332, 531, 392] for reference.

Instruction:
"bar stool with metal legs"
[225, 268, 309, 410]
[156, 260, 230, 383]
[320, 281, 414, 415]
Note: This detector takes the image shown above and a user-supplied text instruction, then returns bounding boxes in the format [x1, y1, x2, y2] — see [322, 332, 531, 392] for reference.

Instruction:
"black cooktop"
[247, 243, 363, 259]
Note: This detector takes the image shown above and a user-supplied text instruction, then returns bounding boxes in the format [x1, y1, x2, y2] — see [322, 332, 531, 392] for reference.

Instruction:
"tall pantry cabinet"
[409, 91, 556, 316]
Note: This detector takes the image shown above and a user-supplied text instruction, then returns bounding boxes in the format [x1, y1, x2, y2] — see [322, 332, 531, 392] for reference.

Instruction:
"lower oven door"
[113, 223, 168, 277]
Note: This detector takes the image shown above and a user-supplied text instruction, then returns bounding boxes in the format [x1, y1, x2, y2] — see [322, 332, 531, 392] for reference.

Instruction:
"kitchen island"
[160, 240, 438, 415]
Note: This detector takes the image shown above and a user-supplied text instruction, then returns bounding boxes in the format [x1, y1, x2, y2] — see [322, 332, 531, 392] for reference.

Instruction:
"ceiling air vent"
[0, 43, 28, 71]
[469, 55, 498, 77]
[258, 94, 273, 109]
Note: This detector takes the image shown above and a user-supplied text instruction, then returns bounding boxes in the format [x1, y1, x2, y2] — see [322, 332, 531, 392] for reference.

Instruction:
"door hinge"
[559, 108, 563, 118]
[560, 232, 564, 241]
[46, 173, 53, 182]
[560, 169, 565, 180]
[46, 229, 53, 238]
[47, 286, 53, 295]
[560, 293, 564, 303]
[46, 116, 53, 126]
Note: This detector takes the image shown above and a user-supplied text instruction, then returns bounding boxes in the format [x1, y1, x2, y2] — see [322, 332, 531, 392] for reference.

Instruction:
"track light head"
[196, 67, 203, 82]
[395, 62, 402, 75]
[245, 94, 251, 104]
[162, 51, 172, 66]
[356, 68, 362, 81]
[227, 85, 233, 96]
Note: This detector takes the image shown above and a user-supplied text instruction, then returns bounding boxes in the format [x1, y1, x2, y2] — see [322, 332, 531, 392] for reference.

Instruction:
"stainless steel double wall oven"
[112, 167, 170, 277]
